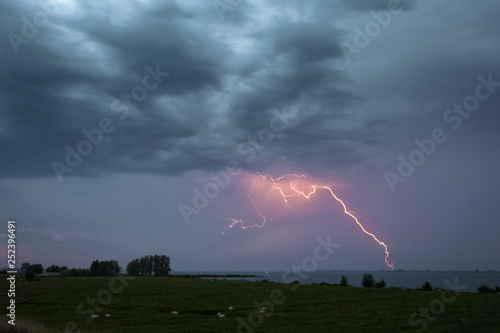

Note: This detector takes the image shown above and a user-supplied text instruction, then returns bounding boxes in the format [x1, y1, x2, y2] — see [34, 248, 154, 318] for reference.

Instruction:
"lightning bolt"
[222, 173, 395, 270]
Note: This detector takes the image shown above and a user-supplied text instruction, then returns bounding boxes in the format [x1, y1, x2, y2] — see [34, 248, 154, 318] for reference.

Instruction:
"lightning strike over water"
[222, 173, 395, 270]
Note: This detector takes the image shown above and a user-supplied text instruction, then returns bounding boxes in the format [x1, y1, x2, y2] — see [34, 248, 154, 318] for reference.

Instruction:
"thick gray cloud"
[0, 0, 410, 180]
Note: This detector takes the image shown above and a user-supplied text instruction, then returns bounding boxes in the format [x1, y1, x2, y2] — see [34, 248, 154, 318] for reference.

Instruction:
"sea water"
[173, 270, 500, 293]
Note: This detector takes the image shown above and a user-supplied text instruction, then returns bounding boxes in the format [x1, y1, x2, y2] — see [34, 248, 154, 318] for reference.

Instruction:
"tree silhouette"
[90, 260, 120, 276]
[362, 273, 375, 288]
[127, 255, 171, 276]
[340, 275, 349, 286]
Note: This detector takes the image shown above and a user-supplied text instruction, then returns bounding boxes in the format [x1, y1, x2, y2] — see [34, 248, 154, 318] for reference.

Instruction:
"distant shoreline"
[172, 274, 262, 278]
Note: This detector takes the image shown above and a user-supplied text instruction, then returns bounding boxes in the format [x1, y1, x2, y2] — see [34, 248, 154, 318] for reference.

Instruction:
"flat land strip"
[1, 276, 499, 332]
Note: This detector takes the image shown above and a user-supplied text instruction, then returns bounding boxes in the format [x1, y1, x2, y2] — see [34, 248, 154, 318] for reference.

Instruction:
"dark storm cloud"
[0, 0, 362, 180]
[0, 1, 232, 178]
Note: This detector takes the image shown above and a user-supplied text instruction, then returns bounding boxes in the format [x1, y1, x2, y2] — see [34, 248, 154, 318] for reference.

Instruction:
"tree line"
[19, 261, 120, 279]
[17, 255, 171, 279]
[21, 263, 43, 280]
[126, 255, 171, 276]
[90, 260, 120, 276]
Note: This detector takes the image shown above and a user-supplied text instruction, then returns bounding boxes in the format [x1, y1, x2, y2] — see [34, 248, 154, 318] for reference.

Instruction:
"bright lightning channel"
[222, 173, 395, 270]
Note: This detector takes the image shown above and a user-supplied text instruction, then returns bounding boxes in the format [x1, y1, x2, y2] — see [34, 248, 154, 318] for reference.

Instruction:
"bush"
[362, 273, 375, 288]
[422, 281, 433, 291]
[340, 275, 349, 287]
[477, 285, 495, 293]
[25, 265, 39, 281]
[496, 286, 500, 293]
[375, 279, 386, 288]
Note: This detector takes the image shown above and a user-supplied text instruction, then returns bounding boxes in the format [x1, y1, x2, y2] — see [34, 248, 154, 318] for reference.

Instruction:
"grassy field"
[1, 275, 499, 332]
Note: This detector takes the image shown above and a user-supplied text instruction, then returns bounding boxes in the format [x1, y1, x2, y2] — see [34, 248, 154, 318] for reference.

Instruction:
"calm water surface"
[173, 271, 500, 293]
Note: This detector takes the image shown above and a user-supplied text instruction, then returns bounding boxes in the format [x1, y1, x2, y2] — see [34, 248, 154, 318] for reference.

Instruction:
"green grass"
[1, 275, 499, 332]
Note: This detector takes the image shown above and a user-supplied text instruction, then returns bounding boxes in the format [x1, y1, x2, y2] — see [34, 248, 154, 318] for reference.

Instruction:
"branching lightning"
[222, 173, 395, 270]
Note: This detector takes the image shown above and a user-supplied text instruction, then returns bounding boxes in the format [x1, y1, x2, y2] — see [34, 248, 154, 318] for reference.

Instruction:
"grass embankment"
[1, 276, 499, 332]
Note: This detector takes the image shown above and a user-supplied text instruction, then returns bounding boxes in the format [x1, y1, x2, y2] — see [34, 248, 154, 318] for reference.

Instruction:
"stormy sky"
[1, 0, 499, 272]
